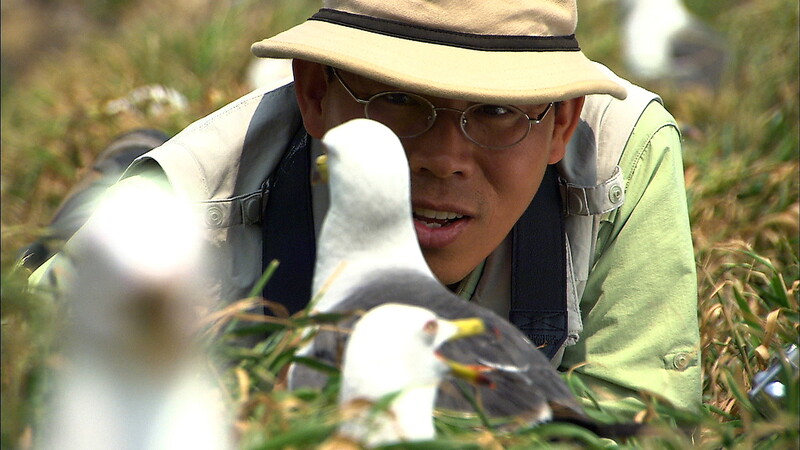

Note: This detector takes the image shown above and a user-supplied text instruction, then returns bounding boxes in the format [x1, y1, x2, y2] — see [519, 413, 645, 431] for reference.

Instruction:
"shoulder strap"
[261, 129, 316, 315]
[509, 165, 567, 359]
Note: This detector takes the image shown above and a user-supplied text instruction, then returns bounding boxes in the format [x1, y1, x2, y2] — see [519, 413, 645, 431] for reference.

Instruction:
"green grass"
[2, 0, 798, 448]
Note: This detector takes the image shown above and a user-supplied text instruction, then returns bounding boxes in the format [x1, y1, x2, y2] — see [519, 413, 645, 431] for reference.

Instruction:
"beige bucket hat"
[251, 0, 627, 104]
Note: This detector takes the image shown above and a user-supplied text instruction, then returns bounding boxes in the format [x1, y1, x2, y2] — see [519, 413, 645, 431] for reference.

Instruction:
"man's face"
[296, 62, 582, 285]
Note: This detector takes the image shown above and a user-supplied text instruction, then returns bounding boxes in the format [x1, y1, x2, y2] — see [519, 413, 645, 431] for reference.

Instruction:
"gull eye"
[423, 319, 438, 336]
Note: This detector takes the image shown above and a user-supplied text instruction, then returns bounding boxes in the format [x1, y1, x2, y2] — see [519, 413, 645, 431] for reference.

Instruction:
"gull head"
[337, 303, 485, 446]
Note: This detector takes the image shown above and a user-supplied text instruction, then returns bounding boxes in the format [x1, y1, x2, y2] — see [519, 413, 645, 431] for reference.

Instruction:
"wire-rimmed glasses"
[332, 67, 554, 149]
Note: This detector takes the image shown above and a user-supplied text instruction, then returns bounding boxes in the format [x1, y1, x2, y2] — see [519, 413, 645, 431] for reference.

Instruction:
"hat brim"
[252, 20, 627, 104]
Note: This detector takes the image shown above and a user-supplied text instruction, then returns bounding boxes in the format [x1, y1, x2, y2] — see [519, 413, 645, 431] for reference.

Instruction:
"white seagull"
[621, 0, 729, 89]
[336, 303, 486, 447]
[39, 178, 232, 450]
[308, 119, 434, 313]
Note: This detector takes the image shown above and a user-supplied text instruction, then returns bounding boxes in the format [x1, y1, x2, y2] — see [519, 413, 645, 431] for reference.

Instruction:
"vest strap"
[560, 165, 625, 216]
[510, 165, 568, 359]
[197, 190, 264, 228]
[261, 129, 316, 315]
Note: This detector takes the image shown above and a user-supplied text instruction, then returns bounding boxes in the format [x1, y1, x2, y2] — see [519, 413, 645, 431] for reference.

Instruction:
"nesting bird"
[336, 303, 487, 446]
[621, 0, 729, 90]
[39, 179, 232, 450]
[290, 119, 601, 444]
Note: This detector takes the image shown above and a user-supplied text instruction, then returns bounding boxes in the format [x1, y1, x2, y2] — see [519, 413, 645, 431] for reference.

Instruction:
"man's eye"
[474, 104, 513, 117]
[379, 93, 419, 107]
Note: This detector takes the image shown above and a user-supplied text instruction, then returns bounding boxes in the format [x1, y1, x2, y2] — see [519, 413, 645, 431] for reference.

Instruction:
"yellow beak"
[313, 154, 329, 184]
[448, 317, 485, 341]
[436, 317, 494, 387]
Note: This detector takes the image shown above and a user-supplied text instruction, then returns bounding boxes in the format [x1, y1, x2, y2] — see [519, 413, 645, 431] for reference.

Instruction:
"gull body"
[40, 179, 231, 450]
[310, 119, 434, 311]
[622, 0, 728, 89]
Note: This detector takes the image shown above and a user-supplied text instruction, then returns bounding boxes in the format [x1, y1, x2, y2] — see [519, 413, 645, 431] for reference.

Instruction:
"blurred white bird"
[245, 57, 293, 90]
[337, 303, 486, 446]
[40, 178, 232, 450]
[621, 0, 729, 89]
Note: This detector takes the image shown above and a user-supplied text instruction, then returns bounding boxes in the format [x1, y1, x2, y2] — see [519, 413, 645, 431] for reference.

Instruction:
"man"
[27, 0, 700, 418]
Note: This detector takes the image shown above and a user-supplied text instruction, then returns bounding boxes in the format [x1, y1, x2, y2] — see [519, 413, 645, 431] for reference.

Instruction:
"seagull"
[308, 119, 434, 313]
[621, 0, 729, 90]
[336, 303, 487, 447]
[39, 178, 232, 450]
[290, 119, 603, 435]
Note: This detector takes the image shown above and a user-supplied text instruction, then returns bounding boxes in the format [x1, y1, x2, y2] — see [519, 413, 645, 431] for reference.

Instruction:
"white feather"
[310, 119, 434, 311]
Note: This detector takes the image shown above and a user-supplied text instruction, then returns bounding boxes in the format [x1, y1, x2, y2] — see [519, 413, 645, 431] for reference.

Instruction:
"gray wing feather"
[290, 269, 586, 423]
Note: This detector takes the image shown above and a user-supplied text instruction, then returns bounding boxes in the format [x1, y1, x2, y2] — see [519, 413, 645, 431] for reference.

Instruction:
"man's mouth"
[412, 207, 470, 249]
[413, 207, 465, 228]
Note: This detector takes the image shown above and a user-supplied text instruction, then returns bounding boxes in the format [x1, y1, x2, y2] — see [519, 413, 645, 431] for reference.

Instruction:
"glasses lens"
[365, 92, 435, 138]
[463, 104, 531, 149]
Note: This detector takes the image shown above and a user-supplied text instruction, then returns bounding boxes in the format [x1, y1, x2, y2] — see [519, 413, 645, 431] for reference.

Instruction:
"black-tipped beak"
[437, 355, 495, 388]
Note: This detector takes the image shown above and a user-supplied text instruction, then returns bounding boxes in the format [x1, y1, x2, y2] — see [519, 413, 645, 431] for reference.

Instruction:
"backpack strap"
[509, 165, 567, 359]
[261, 129, 316, 315]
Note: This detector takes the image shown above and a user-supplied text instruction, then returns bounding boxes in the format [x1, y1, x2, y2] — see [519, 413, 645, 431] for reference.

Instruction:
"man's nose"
[406, 109, 475, 178]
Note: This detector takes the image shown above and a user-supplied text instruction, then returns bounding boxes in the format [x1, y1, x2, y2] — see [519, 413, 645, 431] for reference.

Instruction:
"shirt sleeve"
[559, 101, 702, 419]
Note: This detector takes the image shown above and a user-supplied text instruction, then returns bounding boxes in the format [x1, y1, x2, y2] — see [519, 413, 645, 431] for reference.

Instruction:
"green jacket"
[561, 101, 700, 417]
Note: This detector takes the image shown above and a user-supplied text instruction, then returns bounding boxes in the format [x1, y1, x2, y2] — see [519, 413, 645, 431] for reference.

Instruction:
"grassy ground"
[2, 0, 798, 448]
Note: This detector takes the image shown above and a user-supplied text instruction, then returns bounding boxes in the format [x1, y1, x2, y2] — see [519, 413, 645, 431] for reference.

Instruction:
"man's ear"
[293, 59, 329, 138]
[548, 96, 585, 164]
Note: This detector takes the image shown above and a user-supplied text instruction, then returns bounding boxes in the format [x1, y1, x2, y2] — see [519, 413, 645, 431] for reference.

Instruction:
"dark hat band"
[310, 8, 580, 52]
